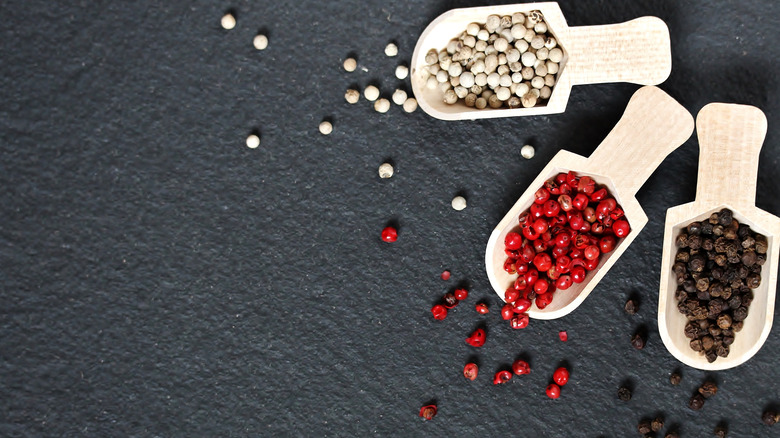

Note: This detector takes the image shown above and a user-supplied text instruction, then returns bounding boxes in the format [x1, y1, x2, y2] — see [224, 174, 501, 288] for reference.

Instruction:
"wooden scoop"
[411, 2, 671, 120]
[658, 103, 780, 370]
[485, 86, 694, 319]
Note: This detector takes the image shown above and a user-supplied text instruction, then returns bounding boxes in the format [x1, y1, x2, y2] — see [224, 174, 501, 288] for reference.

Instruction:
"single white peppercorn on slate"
[392, 89, 407, 105]
[253, 34, 268, 50]
[343, 58, 357, 72]
[246, 134, 260, 149]
[319, 121, 333, 135]
[345, 89, 360, 104]
[385, 43, 398, 57]
[395, 65, 409, 80]
[451, 196, 467, 211]
[378, 163, 394, 179]
[374, 98, 391, 113]
[221, 13, 236, 30]
[364, 85, 380, 102]
[402, 98, 418, 113]
[521, 144, 535, 159]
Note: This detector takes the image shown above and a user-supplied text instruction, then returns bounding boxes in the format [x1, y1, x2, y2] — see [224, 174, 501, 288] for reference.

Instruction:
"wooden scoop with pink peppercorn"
[658, 103, 780, 370]
[485, 86, 694, 320]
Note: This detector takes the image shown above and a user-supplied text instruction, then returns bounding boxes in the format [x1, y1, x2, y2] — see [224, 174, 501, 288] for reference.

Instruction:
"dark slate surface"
[1, 0, 778, 436]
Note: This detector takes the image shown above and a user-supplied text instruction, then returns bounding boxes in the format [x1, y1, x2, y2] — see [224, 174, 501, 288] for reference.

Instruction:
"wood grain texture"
[486, 86, 694, 319]
[658, 103, 780, 370]
[410, 2, 671, 120]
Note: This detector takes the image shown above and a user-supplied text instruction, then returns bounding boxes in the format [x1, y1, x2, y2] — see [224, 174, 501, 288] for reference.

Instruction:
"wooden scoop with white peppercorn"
[411, 2, 672, 120]
[658, 103, 780, 370]
[485, 86, 694, 319]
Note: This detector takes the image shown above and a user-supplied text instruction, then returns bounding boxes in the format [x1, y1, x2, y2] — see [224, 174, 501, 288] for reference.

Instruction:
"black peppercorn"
[718, 208, 733, 226]
[684, 322, 699, 339]
[617, 386, 631, 401]
[687, 221, 702, 235]
[637, 419, 652, 434]
[716, 314, 732, 329]
[665, 432, 679, 438]
[624, 298, 638, 315]
[631, 332, 646, 350]
[698, 381, 718, 398]
[705, 350, 717, 363]
[669, 372, 681, 385]
[714, 424, 728, 438]
[701, 221, 714, 235]
[688, 254, 706, 272]
[651, 416, 664, 432]
[733, 306, 748, 322]
[755, 234, 768, 254]
[690, 339, 703, 352]
[762, 409, 778, 426]
[709, 212, 720, 225]
[746, 273, 761, 288]
[676, 233, 689, 247]
[716, 344, 729, 357]
[689, 393, 706, 410]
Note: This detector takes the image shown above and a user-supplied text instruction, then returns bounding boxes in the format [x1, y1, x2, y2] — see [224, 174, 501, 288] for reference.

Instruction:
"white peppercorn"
[530, 35, 545, 49]
[535, 64, 548, 77]
[511, 72, 523, 83]
[498, 53, 507, 65]
[439, 56, 451, 71]
[426, 76, 438, 90]
[221, 13, 236, 30]
[500, 15, 512, 29]
[515, 82, 530, 97]
[486, 72, 500, 88]
[427, 63, 440, 75]
[345, 89, 360, 104]
[253, 34, 268, 50]
[466, 22, 480, 36]
[509, 61, 522, 72]
[494, 37, 509, 52]
[475, 97, 487, 109]
[343, 57, 357, 72]
[443, 89, 458, 104]
[497, 64, 509, 76]
[544, 37, 557, 49]
[545, 74, 556, 87]
[529, 88, 540, 98]
[475, 39, 488, 52]
[521, 92, 537, 108]
[395, 65, 408, 80]
[521, 51, 536, 67]
[451, 196, 467, 211]
[319, 121, 332, 135]
[438, 81, 451, 92]
[246, 134, 260, 149]
[464, 93, 477, 107]
[463, 35, 476, 47]
[364, 85, 380, 101]
[477, 28, 489, 41]
[521, 144, 535, 159]
[485, 54, 498, 73]
[425, 50, 438, 65]
[540, 85, 552, 99]
[488, 94, 503, 108]
[392, 89, 408, 105]
[374, 98, 391, 113]
[506, 48, 521, 63]
[499, 74, 512, 87]
[471, 60, 485, 74]
[510, 24, 526, 40]
[454, 86, 468, 99]
[496, 86, 511, 101]
[531, 76, 545, 89]
[536, 47, 549, 61]
[515, 39, 529, 53]
[436, 70, 449, 83]
[449, 75, 460, 87]
[448, 62, 463, 77]
[546, 61, 559, 75]
[446, 39, 460, 54]
[475, 73, 488, 86]
[459, 71, 475, 88]
[512, 12, 525, 25]
[378, 162, 394, 178]
[486, 15, 501, 32]
[402, 97, 418, 113]
[507, 95, 521, 108]
[534, 22, 547, 34]
[499, 28, 514, 43]
[523, 28, 535, 42]
[548, 47, 563, 63]
[484, 44, 497, 56]
[521, 67, 535, 80]
[385, 43, 398, 57]
[481, 89, 493, 99]
[469, 84, 483, 95]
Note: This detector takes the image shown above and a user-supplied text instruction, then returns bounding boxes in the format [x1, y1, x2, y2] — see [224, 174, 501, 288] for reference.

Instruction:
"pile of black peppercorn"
[672, 208, 767, 363]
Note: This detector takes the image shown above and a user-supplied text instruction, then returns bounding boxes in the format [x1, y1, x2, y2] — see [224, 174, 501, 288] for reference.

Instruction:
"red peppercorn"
[583, 207, 597, 223]
[522, 225, 540, 241]
[463, 363, 478, 381]
[475, 303, 489, 314]
[578, 176, 595, 194]
[555, 275, 572, 290]
[546, 265, 560, 280]
[525, 269, 539, 286]
[512, 359, 531, 375]
[584, 257, 599, 271]
[381, 226, 398, 242]
[532, 218, 549, 235]
[503, 258, 517, 274]
[442, 293, 458, 309]
[609, 207, 625, 220]
[590, 187, 608, 202]
[596, 198, 616, 218]
[515, 262, 529, 275]
[572, 193, 589, 210]
[440, 270, 451, 281]
[599, 235, 617, 253]
[569, 213, 584, 230]
[543, 199, 560, 217]
[431, 304, 447, 320]
[534, 187, 550, 204]
[558, 194, 573, 211]
[533, 278, 549, 294]
[551, 244, 568, 259]
[535, 292, 553, 309]
[571, 266, 586, 283]
[493, 370, 513, 384]
[555, 172, 568, 185]
[513, 298, 532, 313]
[530, 202, 545, 218]
[590, 222, 605, 235]
[533, 253, 552, 272]
[554, 232, 570, 247]
[510, 313, 529, 329]
[513, 276, 527, 291]
[553, 367, 570, 386]
[419, 404, 437, 420]
[558, 183, 572, 195]
[504, 288, 519, 303]
[584, 245, 600, 261]
[566, 171, 579, 187]
[454, 288, 468, 301]
[520, 243, 535, 263]
[501, 304, 514, 320]
[465, 328, 486, 347]
[518, 211, 531, 225]
[613, 219, 631, 238]
[532, 238, 548, 253]
[546, 383, 561, 399]
[558, 330, 568, 341]
[504, 232, 523, 250]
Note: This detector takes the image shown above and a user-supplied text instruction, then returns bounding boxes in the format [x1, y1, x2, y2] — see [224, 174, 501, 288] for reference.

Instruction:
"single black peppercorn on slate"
[673, 208, 766, 362]
[669, 372, 681, 385]
[617, 386, 632, 401]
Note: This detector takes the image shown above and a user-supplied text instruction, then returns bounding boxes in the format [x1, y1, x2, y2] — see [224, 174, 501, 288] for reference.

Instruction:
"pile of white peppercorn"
[422, 10, 562, 109]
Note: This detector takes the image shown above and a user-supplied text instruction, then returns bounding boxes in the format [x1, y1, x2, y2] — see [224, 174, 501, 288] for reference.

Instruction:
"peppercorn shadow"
[513, 351, 532, 367]
[465, 354, 480, 368]
[619, 377, 634, 394]
[451, 278, 470, 294]
[256, 26, 271, 39]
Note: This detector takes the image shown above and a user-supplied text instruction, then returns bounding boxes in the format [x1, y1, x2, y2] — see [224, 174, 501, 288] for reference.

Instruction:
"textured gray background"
[1, 0, 778, 436]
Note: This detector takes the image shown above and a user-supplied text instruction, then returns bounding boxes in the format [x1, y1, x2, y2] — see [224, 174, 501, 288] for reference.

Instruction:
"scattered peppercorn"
[631, 332, 646, 350]
[220, 13, 236, 30]
[552, 367, 569, 386]
[762, 408, 778, 426]
[402, 98, 418, 113]
[617, 386, 632, 401]
[451, 196, 467, 211]
[475, 302, 489, 314]
[385, 43, 398, 57]
[521, 144, 535, 159]
[651, 416, 664, 432]
[431, 304, 447, 320]
[319, 120, 333, 135]
[493, 370, 513, 384]
[669, 372, 681, 386]
[689, 393, 705, 410]
[624, 298, 638, 314]
[374, 98, 391, 113]
[381, 226, 398, 243]
[638, 419, 652, 434]
[465, 328, 486, 347]
[545, 383, 561, 399]
[698, 380, 718, 398]
[440, 270, 451, 281]
[714, 424, 727, 437]
[463, 363, 478, 380]
[364, 85, 380, 102]
[245, 134, 260, 149]
[512, 359, 530, 375]
[343, 57, 357, 72]
[665, 431, 679, 438]
[419, 404, 437, 420]
[345, 89, 360, 104]
[253, 34, 268, 50]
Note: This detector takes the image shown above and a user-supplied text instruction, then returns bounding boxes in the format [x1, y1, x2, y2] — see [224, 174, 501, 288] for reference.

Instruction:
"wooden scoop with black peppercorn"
[658, 103, 780, 370]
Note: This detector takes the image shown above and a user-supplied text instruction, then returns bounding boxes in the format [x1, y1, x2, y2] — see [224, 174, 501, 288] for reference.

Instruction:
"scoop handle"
[584, 86, 694, 196]
[567, 17, 671, 86]
[694, 103, 767, 209]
